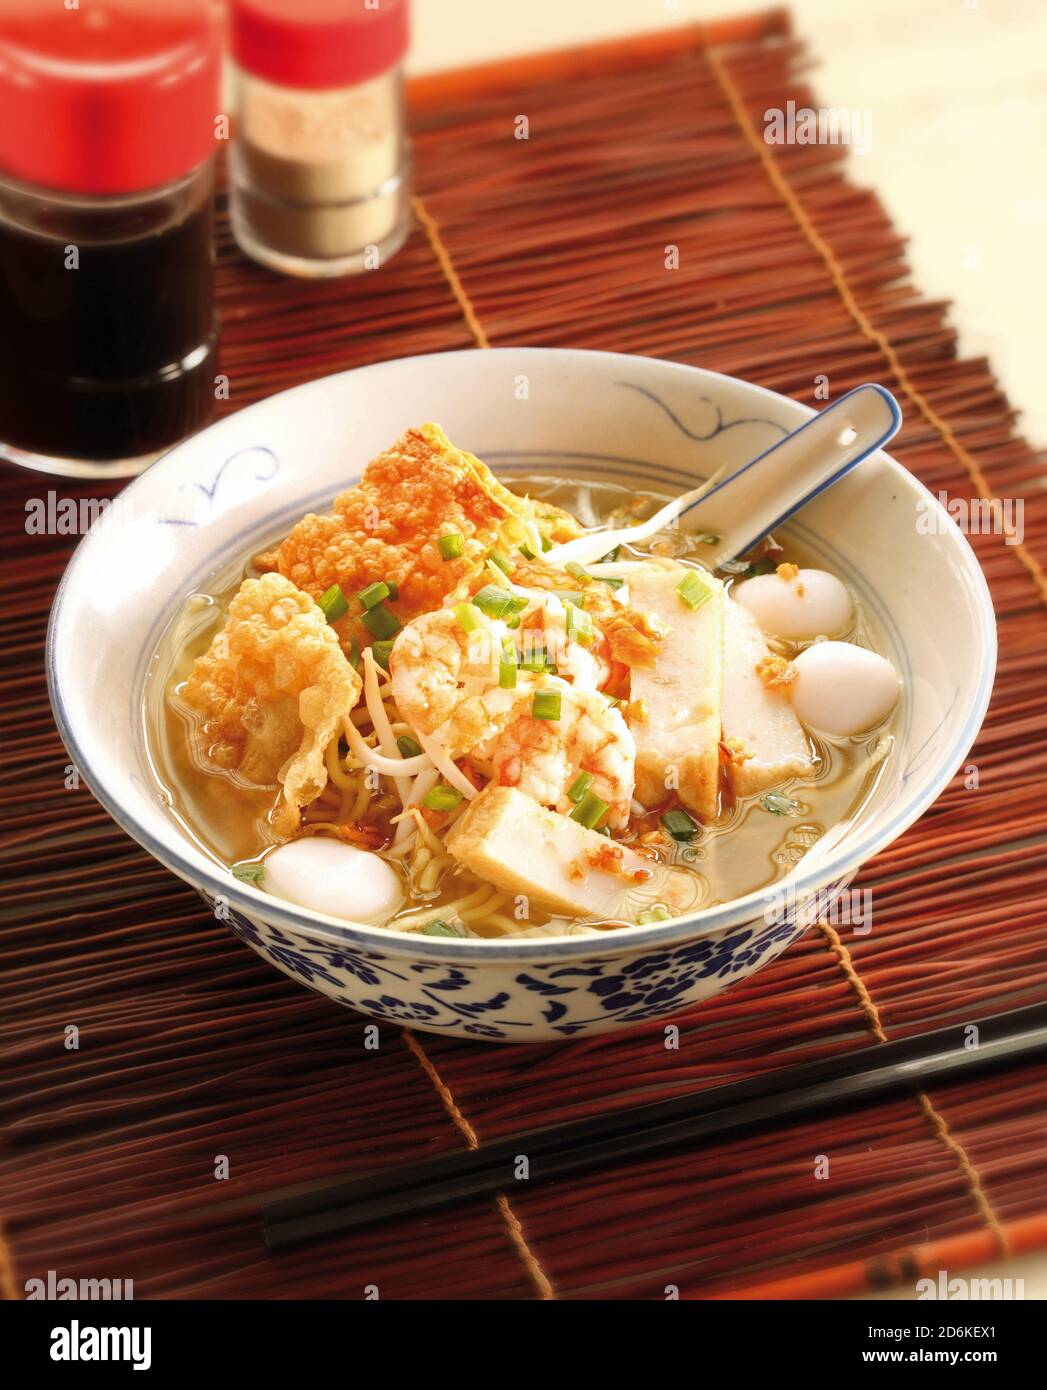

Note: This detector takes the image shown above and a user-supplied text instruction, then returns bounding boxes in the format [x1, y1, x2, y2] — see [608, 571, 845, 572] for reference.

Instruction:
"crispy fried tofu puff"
[276, 423, 582, 647]
[183, 574, 361, 834]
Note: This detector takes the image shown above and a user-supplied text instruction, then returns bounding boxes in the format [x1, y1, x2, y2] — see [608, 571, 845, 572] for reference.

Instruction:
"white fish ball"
[262, 837, 403, 924]
[736, 567, 853, 642]
[790, 640, 900, 737]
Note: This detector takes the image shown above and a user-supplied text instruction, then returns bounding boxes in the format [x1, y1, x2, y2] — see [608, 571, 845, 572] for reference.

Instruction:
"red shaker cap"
[231, 0, 409, 90]
[0, 0, 222, 196]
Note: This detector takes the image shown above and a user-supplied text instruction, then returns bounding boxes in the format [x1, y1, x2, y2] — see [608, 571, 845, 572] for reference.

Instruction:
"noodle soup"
[145, 424, 900, 940]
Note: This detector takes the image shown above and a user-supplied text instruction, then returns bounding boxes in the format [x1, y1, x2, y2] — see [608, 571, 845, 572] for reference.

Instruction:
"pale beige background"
[409, 0, 1047, 1301]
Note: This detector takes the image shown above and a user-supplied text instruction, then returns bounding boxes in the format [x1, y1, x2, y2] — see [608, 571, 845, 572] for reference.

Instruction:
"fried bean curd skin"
[183, 574, 362, 834]
[276, 424, 583, 644]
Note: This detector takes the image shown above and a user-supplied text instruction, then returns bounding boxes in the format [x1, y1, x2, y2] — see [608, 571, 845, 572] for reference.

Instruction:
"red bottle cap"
[0, 0, 223, 196]
[231, 0, 409, 90]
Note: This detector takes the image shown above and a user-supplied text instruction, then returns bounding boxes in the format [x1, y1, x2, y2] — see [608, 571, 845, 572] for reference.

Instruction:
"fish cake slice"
[446, 785, 700, 922]
[721, 599, 813, 797]
[628, 564, 725, 820]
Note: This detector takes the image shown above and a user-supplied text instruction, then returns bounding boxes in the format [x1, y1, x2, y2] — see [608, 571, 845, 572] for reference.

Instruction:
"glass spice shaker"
[0, 0, 223, 478]
[229, 0, 412, 278]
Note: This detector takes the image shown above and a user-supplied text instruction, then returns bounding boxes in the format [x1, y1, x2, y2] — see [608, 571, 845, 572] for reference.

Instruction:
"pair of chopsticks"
[262, 1002, 1047, 1250]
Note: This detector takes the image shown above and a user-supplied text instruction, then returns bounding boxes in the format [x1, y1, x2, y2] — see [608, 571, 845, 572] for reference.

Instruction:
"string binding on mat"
[401, 1030, 555, 1298]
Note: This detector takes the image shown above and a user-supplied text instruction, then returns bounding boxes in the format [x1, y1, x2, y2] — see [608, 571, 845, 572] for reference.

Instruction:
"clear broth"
[145, 475, 897, 936]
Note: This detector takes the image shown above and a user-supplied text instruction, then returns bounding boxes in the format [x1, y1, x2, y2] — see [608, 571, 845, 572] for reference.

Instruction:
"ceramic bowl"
[47, 349, 996, 1041]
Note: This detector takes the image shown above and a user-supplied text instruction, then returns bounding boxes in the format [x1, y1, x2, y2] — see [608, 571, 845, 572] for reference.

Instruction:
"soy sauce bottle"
[0, 0, 223, 477]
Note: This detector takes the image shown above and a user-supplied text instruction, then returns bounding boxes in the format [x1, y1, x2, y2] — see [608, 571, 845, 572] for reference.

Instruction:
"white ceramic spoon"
[543, 383, 902, 569]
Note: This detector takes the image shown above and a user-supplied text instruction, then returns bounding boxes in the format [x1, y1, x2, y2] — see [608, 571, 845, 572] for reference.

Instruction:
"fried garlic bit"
[602, 608, 667, 669]
[276, 423, 582, 637]
[755, 653, 797, 689]
[184, 573, 361, 834]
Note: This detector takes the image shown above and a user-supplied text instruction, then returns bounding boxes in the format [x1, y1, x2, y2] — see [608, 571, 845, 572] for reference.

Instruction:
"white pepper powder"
[229, 0, 411, 277]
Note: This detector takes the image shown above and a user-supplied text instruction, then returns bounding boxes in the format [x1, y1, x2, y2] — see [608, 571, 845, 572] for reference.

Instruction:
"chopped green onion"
[554, 590, 586, 609]
[453, 601, 486, 633]
[595, 575, 624, 590]
[518, 541, 537, 560]
[599, 546, 621, 563]
[565, 561, 592, 585]
[570, 790, 610, 830]
[760, 792, 800, 816]
[637, 905, 670, 925]
[232, 863, 264, 883]
[539, 533, 553, 552]
[423, 784, 464, 812]
[566, 603, 594, 646]
[745, 558, 778, 578]
[371, 639, 394, 670]
[499, 637, 518, 690]
[358, 580, 392, 610]
[438, 532, 464, 560]
[676, 570, 711, 611]
[519, 640, 554, 673]
[531, 689, 561, 721]
[473, 584, 528, 620]
[318, 583, 348, 622]
[697, 533, 721, 546]
[386, 580, 400, 600]
[348, 636, 361, 670]
[396, 735, 422, 759]
[661, 809, 699, 841]
[421, 919, 467, 938]
[362, 602, 401, 639]
[567, 771, 594, 803]
[487, 548, 512, 575]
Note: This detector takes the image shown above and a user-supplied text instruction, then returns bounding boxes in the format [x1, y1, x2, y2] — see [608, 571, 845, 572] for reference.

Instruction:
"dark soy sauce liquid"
[0, 170, 217, 463]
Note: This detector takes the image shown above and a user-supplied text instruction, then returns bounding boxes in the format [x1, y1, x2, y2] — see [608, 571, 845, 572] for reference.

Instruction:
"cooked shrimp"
[499, 567, 635, 689]
[536, 597, 607, 691]
[389, 607, 520, 755]
[477, 686, 636, 829]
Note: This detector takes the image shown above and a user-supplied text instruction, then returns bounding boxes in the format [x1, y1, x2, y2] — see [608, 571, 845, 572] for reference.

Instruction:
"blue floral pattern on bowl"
[213, 897, 825, 1040]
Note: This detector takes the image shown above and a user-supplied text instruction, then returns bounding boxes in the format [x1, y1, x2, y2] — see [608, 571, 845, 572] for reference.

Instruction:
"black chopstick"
[262, 1001, 1047, 1250]
[265, 1002, 1047, 1220]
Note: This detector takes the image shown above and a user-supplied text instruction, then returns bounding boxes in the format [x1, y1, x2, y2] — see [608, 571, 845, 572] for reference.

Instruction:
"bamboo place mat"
[2, 9, 1046, 1301]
